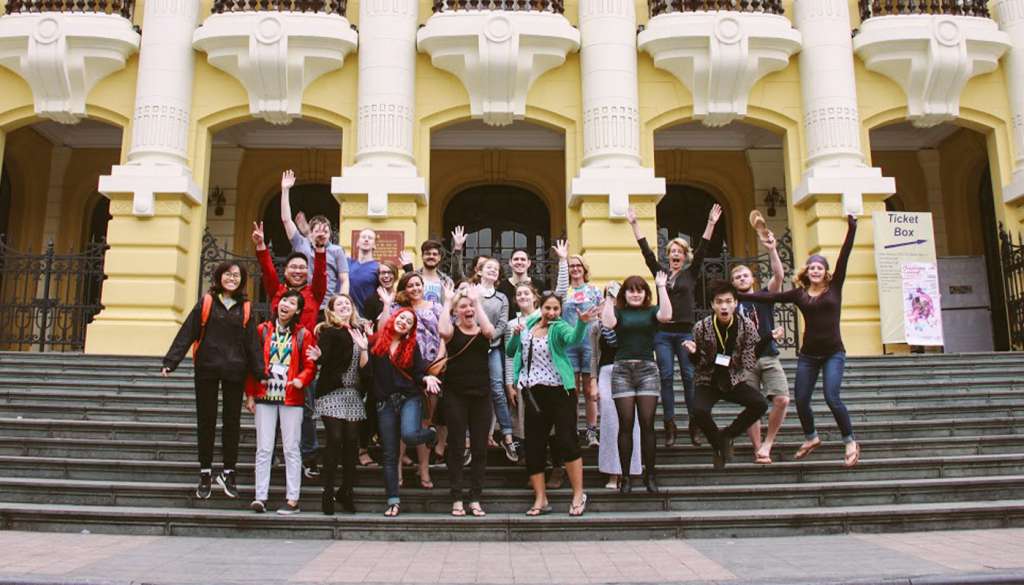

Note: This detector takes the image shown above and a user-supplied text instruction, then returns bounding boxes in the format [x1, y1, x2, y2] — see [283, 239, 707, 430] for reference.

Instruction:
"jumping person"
[162, 262, 264, 500]
[475, 257, 518, 462]
[313, 295, 370, 515]
[438, 284, 497, 517]
[626, 204, 721, 447]
[363, 308, 442, 517]
[562, 253, 602, 447]
[683, 280, 769, 470]
[279, 170, 349, 301]
[738, 214, 862, 467]
[508, 292, 599, 517]
[246, 290, 318, 514]
[731, 230, 790, 464]
[600, 273, 673, 493]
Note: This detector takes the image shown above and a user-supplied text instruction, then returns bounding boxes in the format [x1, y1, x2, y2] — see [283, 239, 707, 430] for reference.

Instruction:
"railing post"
[38, 241, 55, 353]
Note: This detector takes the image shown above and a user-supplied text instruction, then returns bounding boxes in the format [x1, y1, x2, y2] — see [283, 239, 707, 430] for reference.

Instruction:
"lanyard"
[713, 316, 733, 353]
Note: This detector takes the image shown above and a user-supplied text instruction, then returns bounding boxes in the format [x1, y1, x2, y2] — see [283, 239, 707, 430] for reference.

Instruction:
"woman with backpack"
[162, 262, 264, 502]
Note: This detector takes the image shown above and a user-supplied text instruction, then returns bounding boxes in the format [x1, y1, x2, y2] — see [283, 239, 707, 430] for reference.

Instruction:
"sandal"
[358, 451, 378, 467]
[755, 453, 773, 465]
[418, 476, 434, 490]
[451, 502, 466, 517]
[844, 442, 861, 468]
[384, 503, 401, 517]
[569, 493, 588, 517]
[525, 504, 551, 516]
[467, 502, 486, 517]
[794, 438, 822, 460]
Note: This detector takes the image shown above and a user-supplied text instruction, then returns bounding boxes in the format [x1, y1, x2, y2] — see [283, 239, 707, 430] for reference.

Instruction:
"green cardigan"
[506, 313, 589, 391]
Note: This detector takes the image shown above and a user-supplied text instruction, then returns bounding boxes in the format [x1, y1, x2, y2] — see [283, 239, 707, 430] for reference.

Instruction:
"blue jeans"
[300, 382, 319, 461]
[377, 393, 436, 505]
[794, 352, 854, 443]
[488, 347, 514, 437]
[653, 331, 695, 422]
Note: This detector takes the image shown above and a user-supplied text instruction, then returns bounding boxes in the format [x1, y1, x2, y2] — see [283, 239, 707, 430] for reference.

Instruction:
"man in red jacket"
[252, 221, 327, 477]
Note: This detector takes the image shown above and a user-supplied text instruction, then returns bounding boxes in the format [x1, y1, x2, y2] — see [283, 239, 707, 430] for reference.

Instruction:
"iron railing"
[859, 0, 990, 20]
[649, 0, 784, 18]
[3, 0, 134, 19]
[211, 0, 346, 15]
[432, 0, 565, 14]
[999, 223, 1024, 350]
[0, 238, 107, 352]
[199, 229, 284, 322]
[685, 228, 800, 351]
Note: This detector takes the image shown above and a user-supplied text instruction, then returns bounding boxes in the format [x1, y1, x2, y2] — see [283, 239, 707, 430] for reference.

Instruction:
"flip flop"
[384, 503, 401, 517]
[794, 438, 822, 460]
[468, 502, 486, 517]
[749, 210, 769, 238]
[525, 505, 552, 517]
[755, 453, 773, 465]
[569, 493, 589, 517]
[844, 442, 861, 468]
[451, 502, 466, 517]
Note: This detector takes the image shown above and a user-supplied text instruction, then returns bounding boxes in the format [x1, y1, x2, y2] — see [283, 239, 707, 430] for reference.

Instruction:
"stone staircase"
[0, 351, 1022, 540]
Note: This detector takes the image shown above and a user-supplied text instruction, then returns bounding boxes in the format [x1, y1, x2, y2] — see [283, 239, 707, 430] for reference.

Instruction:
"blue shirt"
[739, 288, 778, 358]
[289, 233, 348, 310]
[348, 257, 379, 314]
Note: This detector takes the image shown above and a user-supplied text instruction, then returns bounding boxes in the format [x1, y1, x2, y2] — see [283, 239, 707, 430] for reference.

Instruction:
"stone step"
[1, 499, 1021, 540]
[1, 474, 1021, 514]
[2, 453, 1020, 488]
[2, 433, 1019, 466]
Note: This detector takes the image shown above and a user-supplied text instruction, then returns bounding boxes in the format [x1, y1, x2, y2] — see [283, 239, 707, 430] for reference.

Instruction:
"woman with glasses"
[562, 252, 603, 449]
[363, 259, 399, 325]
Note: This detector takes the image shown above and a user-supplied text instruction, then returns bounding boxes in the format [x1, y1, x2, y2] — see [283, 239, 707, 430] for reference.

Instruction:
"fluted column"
[332, 0, 425, 219]
[993, 0, 1024, 205]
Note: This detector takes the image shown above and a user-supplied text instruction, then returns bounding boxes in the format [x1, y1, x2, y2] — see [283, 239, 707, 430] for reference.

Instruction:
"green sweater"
[505, 313, 589, 391]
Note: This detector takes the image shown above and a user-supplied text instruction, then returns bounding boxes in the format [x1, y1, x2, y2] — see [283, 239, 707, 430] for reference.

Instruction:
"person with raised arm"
[279, 170, 349, 303]
[474, 257, 518, 462]
[737, 214, 862, 467]
[561, 251, 602, 448]
[626, 204, 721, 448]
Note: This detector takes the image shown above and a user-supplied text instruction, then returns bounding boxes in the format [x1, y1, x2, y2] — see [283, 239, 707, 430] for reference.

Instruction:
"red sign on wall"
[351, 230, 405, 264]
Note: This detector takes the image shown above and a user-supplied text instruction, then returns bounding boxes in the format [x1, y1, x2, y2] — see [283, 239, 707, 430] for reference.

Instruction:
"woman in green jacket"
[507, 292, 599, 517]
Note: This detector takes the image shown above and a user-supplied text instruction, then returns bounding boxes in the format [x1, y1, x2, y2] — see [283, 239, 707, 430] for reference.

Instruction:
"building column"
[86, 0, 202, 356]
[792, 0, 894, 355]
[40, 146, 72, 246]
[333, 0, 425, 245]
[993, 0, 1024, 223]
[571, 0, 664, 281]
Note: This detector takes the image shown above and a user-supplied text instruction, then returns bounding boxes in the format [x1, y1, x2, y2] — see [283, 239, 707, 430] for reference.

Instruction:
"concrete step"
[1, 499, 1021, 540]
[2, 453, 1021, 488]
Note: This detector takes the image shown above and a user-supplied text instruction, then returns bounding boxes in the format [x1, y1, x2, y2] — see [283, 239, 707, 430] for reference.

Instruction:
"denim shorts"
[564, 335, 592, 375]
[611, 360, 661, 398]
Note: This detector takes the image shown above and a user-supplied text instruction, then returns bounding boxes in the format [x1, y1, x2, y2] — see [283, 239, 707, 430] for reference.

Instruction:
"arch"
[83, 195, 112, 246]
[657, 184, 728, 257]
[258, 182, 338, 255]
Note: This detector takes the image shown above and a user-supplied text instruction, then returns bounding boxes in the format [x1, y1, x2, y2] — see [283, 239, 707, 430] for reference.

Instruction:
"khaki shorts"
[749, 355, 789, 399]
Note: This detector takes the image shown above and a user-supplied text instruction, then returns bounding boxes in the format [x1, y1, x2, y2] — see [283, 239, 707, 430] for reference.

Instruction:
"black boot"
[321, 489, 335, 515]
[618, 476, 632, 494]
[336, 486, 356, 514]
[642, 469, 659, 494]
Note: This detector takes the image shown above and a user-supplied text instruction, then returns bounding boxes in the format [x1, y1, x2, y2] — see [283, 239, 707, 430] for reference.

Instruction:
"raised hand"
[311, 221, 329, 249]
[682, 339, 697, 354]
[772, 326, 785, 343]
[626, 206, 638, 225]
[306, 345, 321, 362]
[281, 169, 296, 191]
[398, 250, 414, 267]
[577, 305, 600, 323]
[295, 211, 310, 237]
[708, 203, 723, 225]
[442, 280, 456, 306]
[377, 286, 394, 307]
[424, 375, 442, 395]
[466, 284, 481, 303]
[512, 319, 525, 335]
[552, 239, 569, 260]
[654, 271, 668, 288]
[451, 225, 467, 251]
[351, 328, 369, 351]
[761, 230, 777, 251]
[251, 221, 266, 249]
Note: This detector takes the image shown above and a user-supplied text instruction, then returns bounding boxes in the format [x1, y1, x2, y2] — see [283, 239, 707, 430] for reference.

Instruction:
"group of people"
[161, 169, 862, 518]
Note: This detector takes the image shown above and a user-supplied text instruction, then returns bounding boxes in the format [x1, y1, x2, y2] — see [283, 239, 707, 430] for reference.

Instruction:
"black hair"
[277, 289, 305, 327]
[708, 279, 737, 301]
[510, 248, 530, 259]
[538, 291, 563, 311]
[208, 262, 248, 299]
[285, 252, 308, 268]
[616, 275, 652, 309]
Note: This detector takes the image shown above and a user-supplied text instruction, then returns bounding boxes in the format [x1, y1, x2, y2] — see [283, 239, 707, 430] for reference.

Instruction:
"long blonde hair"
[315, 294, 362, 336]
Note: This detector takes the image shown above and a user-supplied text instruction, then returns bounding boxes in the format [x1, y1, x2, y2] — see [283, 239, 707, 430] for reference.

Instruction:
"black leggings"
[195, 377, 244, 471]
[614, 395, 658, 475]
[524, 385, 581, 476]
[444, 390, 493, 502]
[322, 416, 360, 493]
[359, 394, 378, 450]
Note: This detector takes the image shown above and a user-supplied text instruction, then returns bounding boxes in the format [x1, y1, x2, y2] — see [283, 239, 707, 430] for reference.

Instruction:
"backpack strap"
[191, 293, 214, 358]
[242, 301, 251, 327]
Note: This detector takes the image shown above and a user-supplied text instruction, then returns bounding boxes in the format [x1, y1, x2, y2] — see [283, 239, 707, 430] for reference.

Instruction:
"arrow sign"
[884, 239, 928, 250]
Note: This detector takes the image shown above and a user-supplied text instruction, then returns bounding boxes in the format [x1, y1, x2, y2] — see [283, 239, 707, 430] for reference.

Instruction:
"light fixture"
[764, 186, 785, 217]
[210, 186, 226, 216]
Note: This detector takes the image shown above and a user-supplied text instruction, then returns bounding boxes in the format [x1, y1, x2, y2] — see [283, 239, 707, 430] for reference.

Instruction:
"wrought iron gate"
[198, 229, 284, 321]
[999, 223, 1024, 350]
[0, 238, 107, 352]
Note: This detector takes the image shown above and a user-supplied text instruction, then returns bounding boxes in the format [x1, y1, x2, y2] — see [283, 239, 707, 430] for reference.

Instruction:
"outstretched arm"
[655, 272, 673, 322]
[280, 170, 300, 242]
[627, 206, 663, 278]
[831, 214, 858, 289]
[764, 231, 785, 293]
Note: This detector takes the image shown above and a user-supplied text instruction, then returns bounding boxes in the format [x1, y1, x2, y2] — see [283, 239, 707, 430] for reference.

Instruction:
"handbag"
[427, 331, 480, 376]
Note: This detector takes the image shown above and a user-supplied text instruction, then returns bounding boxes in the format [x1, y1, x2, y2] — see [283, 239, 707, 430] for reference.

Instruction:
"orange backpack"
[191, 293, 252, 358]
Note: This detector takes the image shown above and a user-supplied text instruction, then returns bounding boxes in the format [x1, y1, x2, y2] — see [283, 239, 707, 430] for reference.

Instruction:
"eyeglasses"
[568, 264, 584, 269]
[222, 273, 242, 280]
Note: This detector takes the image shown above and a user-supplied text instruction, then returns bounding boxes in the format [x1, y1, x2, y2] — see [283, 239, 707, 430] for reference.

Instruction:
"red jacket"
[245, 321, 317, 407]
[258, 247, 327, 337]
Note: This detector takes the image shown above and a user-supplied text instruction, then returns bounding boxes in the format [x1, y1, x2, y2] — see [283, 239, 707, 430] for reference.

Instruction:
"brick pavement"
[0, 529, 1022, 584]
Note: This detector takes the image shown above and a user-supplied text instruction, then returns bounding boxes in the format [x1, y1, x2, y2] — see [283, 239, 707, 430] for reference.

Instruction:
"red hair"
[371, 308, 419, 370]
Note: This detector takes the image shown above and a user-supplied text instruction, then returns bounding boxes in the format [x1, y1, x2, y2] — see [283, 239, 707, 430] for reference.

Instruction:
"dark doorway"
[0, 169, 11, 243]
[657, 185, 727, 258]
[442, 185, 553, 286]
[83, 196, 111, 246]
[261, 184, 339, 255]
[980, 172, 1010, 351]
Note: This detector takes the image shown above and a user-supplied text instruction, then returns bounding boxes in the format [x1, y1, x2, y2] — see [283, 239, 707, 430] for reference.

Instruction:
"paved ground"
[0, 529, 1023, 585]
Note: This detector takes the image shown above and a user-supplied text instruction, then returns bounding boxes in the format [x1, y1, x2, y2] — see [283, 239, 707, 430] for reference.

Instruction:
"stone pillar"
[332, 0, 425, 221]
[87, 0, 203, 356]
[993, 0, 1024, 208]
[40, 146, 72, 246]
[916, 149, 949, 256]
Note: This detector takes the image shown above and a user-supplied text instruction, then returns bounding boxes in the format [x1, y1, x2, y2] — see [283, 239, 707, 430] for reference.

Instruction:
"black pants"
[691, 381, 769, 449]
[524, 385, 582, 476]
[322, 416, 360, 493]
[359, 393, 379, 450]
[444, 390, 493, 502]
[194, 377, 244, 471]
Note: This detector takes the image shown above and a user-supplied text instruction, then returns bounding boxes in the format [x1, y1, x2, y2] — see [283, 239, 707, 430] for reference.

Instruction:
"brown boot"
[688, 420, 704, 447]
[664, 419, 677, 447]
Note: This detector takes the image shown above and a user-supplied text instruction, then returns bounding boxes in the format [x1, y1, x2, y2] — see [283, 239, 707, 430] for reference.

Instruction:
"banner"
[901, 262, 944, 346]
[351, 230, 404, 264]
[872, 212, 941, 345]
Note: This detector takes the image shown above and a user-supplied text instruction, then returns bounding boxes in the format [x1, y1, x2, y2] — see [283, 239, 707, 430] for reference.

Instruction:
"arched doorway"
[0, 169, 10, 243]
[260, 184, 339, 255]
[442, 185, 552, 285]
[657, 185, 727, 258]
[83, 196, 111, 246]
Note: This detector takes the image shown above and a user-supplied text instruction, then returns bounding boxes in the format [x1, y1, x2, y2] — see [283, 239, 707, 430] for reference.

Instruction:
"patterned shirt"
[521, 328, 561, 388]
[260, 324, 293, 403]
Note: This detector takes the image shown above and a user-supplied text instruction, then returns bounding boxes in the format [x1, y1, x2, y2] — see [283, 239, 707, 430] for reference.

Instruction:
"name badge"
[715, 354, 731, 367]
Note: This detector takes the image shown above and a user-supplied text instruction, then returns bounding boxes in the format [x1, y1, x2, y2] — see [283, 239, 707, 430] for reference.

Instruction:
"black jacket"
[315, 326, 358, 398]
[162, 295, 265, 382]
[362, 344, 427, 402]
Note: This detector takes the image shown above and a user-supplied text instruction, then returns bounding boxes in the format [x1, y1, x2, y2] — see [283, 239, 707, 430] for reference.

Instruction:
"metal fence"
[999, 223, 1024, 350]
[0, 238, 107, 352]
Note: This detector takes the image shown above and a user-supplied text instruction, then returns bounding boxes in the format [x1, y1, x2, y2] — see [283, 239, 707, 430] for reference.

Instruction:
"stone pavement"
[0, 529, 1023, 585]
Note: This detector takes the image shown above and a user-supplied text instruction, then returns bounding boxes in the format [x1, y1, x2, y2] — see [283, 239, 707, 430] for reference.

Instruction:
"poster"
[901, 262, 944, 346]
[872, 212, 940, 344]
[351, 230, 405, 264]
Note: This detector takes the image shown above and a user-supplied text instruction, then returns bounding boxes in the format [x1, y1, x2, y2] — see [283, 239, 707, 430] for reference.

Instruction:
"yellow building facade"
[1, 0, 1022, 357]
